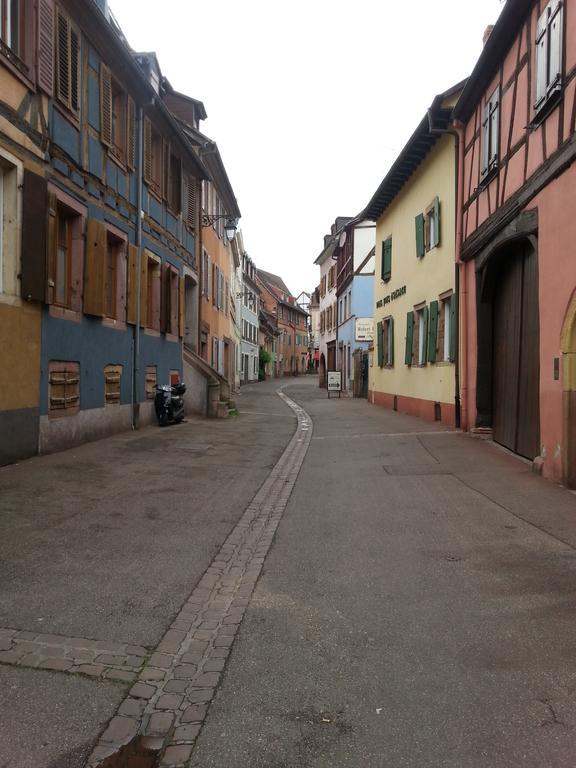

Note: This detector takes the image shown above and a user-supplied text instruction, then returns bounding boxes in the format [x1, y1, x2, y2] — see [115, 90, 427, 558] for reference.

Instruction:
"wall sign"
[355, 318, 374, 342]
[376, 284, 407, 309]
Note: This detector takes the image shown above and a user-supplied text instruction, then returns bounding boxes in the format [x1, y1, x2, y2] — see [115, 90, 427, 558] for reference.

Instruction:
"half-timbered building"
[455, 0, 576, 485]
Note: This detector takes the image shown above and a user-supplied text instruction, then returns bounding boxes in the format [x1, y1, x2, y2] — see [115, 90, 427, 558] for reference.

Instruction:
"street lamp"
[202, 214, 238, 241]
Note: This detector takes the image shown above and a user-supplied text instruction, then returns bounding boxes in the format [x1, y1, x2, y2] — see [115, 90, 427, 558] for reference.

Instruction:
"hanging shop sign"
[355, 318, 374, 342]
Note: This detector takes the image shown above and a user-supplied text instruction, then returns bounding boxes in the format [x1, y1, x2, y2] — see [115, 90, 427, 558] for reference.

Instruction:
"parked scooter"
[154, 382, 186, 426]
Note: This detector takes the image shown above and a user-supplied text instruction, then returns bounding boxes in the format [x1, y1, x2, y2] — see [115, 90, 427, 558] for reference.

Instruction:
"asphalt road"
[192, 377, 576, 768]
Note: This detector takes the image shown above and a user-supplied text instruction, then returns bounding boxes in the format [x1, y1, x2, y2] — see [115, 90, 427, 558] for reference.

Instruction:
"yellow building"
[0, 25, 46, 464]
[365, 83, 464, 427]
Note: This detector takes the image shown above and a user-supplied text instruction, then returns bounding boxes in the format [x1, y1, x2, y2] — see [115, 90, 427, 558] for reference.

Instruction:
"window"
[54, 205, 72, 307]
[481, 87, 500, 179]
[377, 317, 394, 367]
[201, 249, 209, 298]
[211, 336, 219, 369]
[104, 364, 122, 406]
[381, 237, 392, 281]
[416, 307, 427, 366]
[183, 175, 197, 230]
[105, 232, 126, 320]
[145, 254, 161, 330]
[55, 8, 80, 116]
[535, 0, 563, 112]
[0, 0, 23, 58]
[432, 294, 456, 363]
[48, 361, 79, 417]
[145, 365, 157, 400]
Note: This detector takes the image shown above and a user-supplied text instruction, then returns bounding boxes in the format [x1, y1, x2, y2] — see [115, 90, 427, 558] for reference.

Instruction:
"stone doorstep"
[86, 389, 313, 767]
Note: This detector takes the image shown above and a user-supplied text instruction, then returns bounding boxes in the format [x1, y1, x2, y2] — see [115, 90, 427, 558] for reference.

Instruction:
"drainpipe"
[428, 109, 464, 429]
[132, 105, 144, 430]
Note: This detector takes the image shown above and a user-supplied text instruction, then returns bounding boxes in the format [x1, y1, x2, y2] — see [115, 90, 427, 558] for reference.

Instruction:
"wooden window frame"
[534, 0, 563, 115]
[481, 87, 500, 181]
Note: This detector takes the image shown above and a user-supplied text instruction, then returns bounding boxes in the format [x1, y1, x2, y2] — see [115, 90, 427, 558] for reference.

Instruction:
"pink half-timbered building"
[455, 0, 576, 486]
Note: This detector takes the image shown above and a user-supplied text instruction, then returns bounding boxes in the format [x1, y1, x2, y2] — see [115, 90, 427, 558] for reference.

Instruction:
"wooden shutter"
[127, 244, 138, 324]
[389, 317, 395, 366]
[55, 10, 70, 106]
[415, 213, 425, 257]
[84, 219, 106, 316]
[126, 96, 136, 169]
[185, 175, 197, 229]
[170, 269, 179, 334]
[139, 251, 148, 327]
[405, 311, 414, 365]
[143, 118, 152, 183]
[428, 300, 439, 363]
[70, 221, 83, 312]
[179, 277, 185, 338]
[162, 140, 170, 200]
[449, 293, 457, 362]
[212, 264, 217, 305]
[381, 238, 392, 281]
[377, 321, 384, 368]
[21, 170, 48, 303]
[160, 262, 170, 333]
[37, 0, 55, 96]
[100, 63, 112, 147]
[46, 191, 57, 305]
[433, 197, 441, 248]
[70, 26, 80, 113]
[421, 306, 429, 365]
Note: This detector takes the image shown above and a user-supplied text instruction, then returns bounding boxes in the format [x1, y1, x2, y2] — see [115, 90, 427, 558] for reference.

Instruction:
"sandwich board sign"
[327, 371, 341, 398]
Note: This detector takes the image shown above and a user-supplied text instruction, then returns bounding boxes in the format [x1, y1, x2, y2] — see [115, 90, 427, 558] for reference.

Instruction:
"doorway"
[489, 240, 540, 459]
[562, 296, 576, 488]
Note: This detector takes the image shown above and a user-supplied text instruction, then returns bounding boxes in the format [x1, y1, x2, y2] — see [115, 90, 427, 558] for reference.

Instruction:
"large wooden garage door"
[492, 242, 540, 460]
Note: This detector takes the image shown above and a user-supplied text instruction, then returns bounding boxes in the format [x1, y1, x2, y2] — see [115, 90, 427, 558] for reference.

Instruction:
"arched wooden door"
[492, 240, 540, 460]
[562, 299, 576, 488]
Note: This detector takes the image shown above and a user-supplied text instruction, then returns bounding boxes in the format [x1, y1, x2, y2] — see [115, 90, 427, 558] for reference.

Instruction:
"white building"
[240, 251, 260, 384]
[314, 217, 352, 385]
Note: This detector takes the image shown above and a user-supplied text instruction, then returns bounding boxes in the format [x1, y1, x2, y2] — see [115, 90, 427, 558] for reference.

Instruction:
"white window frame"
[535, 0, 563, 111]
[481, 87, 500, 179]
[417, 308, 426, 366]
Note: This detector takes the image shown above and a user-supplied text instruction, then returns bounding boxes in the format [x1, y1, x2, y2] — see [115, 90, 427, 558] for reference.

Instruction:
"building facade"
[315, 218, 351, 385]
[12, 0, 209, 457]
[257, 270, 308, 376]
[240, 251, 260, 384]
[365, 84, 462, 425]
[334, 220, 375, 394]
[454, 0, 576, 485]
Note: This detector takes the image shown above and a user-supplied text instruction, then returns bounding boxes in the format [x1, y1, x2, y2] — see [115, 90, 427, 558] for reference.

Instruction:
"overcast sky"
[110, 0, 505, 297]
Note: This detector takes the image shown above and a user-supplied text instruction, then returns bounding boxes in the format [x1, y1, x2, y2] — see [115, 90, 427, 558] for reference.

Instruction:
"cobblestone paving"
[0, 627, 148, 681]
[85, 388, 313, 768]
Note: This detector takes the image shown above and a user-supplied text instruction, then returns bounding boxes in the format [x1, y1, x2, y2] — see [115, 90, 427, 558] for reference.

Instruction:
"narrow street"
[2, 376, 576, 767]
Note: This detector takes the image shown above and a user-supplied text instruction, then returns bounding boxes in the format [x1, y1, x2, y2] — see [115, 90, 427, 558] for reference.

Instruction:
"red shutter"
[56, 10, 70, 106]
[37, 0, 55, 96]
[100, 63, 112, 147]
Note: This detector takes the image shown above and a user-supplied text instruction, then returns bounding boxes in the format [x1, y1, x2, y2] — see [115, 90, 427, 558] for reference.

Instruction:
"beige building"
[366, 83, 463, 426]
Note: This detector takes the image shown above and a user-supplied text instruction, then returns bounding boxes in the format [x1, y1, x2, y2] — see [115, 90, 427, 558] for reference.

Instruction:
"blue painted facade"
[338, 275, 374, 354]
[36, 2, 204, 447]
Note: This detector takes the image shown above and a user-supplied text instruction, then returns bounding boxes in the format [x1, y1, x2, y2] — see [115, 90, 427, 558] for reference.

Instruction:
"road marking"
[85, 388, 314, 768]
[313, 430, 459, 441]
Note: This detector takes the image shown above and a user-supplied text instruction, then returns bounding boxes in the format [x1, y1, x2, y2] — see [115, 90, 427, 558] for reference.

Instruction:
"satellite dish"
[339, 231, 347, 247]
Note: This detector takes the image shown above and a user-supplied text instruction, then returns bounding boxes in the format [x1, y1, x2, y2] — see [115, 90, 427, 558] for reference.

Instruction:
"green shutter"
[389, 316, 394, 366]
[415, 213, 425, 258]
[433, 197, 441, 248]
[405, 311, 414, 365]
[377, 321, 384, 368]
[428, 300, 439, 363]
[421, 306, 429, 364]
[449, 293, 457, 362]
[381, 238, 392, 281]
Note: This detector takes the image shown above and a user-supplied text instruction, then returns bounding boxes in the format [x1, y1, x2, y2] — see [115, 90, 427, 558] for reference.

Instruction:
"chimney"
[483, 25, 494, 46]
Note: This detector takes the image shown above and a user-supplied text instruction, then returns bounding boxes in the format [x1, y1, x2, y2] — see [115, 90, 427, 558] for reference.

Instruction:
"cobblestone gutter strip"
[0, 627, 148, 681]
[86, 389, 312, 768]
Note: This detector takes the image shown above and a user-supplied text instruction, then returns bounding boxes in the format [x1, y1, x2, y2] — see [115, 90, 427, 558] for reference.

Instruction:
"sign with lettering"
[376, 285, 407, 309]
[355, 318, 374, 342]
[327, 371, 342, 392]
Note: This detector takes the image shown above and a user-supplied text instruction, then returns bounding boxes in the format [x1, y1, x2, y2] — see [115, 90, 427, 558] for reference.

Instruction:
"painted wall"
[459, 0, 576, 482]
[370, 134, 456, 423]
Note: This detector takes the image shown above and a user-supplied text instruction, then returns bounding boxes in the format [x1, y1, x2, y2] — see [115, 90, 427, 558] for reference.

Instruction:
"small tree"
[259, 349, 272, 381]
